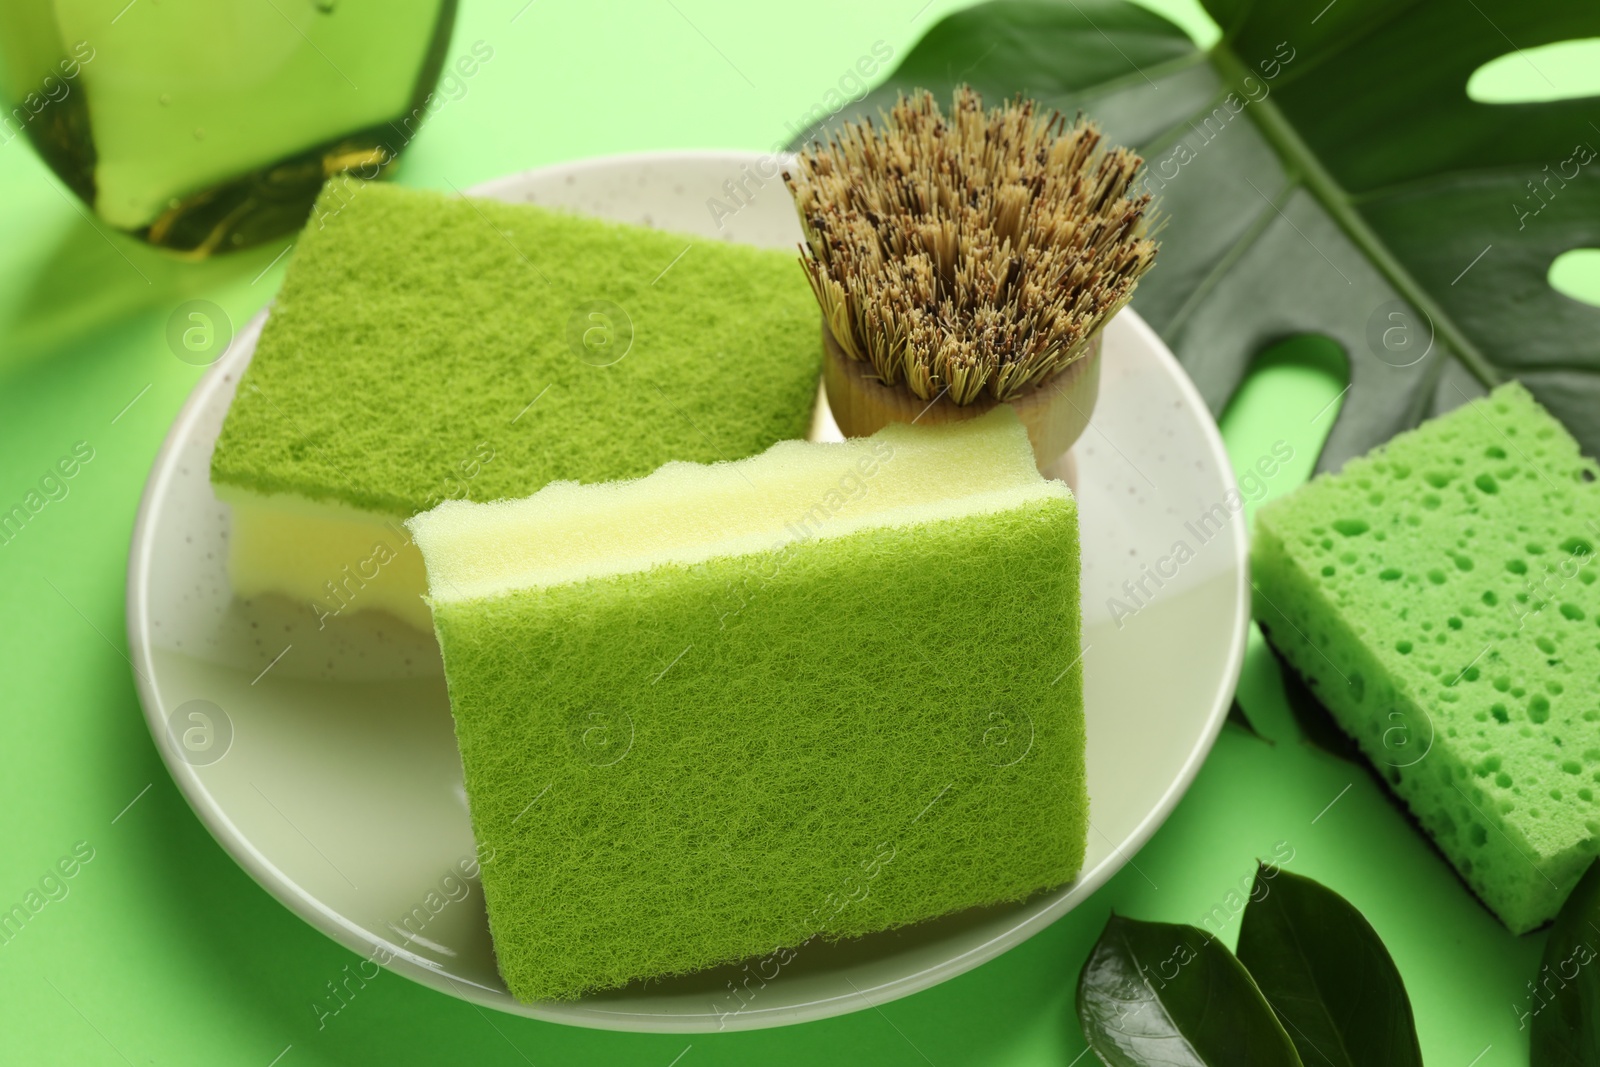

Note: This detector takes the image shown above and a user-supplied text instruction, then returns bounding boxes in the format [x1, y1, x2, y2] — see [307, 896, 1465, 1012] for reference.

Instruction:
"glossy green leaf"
[1531, 857, 1600, 1066]
[1077, 913, 1304, 1066]
[1236, 865, 1421, 1067]
[808, 0, 1600, 470]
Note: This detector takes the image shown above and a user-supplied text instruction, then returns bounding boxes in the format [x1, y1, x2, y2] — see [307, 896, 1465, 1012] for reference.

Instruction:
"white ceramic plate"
[126, 151, 1248, 1033]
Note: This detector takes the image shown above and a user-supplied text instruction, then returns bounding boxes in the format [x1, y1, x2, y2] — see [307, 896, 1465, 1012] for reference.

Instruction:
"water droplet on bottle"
[193, 127, 206, 141]
[314, 0, 337, 11]
[158, 93, 171, 106]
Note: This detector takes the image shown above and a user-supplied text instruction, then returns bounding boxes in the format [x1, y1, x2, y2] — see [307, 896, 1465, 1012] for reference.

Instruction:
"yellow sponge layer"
[408, 408, 1088, 1002]
[217, 486, 429, 631]
[411, 409, 1046, 602]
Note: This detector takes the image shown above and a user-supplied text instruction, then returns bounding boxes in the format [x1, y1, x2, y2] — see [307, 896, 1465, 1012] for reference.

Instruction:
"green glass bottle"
[0, 0, 456, 256]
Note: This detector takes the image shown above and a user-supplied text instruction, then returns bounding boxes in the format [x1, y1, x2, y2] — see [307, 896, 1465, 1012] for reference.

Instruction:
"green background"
[1, 1, 1593, 1063]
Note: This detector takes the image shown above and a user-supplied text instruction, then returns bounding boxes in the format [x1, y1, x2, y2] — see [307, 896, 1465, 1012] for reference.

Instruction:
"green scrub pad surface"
[211, 178, 821, 515]
[1254, 382, 1600, 932]
[410, 411, 1087, 1001]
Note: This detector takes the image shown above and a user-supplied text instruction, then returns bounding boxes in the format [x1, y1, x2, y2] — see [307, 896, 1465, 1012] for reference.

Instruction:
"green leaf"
[1077, 913, 1304, 1066]
[1236, 865, 1422, 1067]
[1531, 857, 1600, 1065]
[808, 0, 1600, 470]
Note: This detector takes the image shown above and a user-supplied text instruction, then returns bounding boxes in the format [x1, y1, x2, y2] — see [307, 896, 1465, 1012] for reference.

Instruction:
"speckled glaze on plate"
[125, 151, 1248, 1033]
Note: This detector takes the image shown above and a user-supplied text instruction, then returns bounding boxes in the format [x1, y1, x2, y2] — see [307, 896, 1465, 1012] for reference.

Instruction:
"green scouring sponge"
[1254, 381, 1600, 933]
[210, 178, 821, 629]
[407, 407, 1087, 1001]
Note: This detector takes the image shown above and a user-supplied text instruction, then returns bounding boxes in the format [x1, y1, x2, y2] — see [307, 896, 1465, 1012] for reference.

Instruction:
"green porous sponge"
[407, 408, 1087, 1002]
[210, 178, 821, 515]
[1254, 382, 1600, 933]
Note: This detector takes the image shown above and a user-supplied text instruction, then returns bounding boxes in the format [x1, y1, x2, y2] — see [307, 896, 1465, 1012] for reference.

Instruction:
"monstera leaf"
[805, 0, 1600, 469]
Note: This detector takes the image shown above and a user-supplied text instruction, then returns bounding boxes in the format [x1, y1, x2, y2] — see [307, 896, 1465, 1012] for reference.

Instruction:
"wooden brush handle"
[822, 322, 1102, 477]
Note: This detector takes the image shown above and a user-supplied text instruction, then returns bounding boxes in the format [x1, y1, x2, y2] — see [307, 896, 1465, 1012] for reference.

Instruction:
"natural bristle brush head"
[785, 86, 1158, 473]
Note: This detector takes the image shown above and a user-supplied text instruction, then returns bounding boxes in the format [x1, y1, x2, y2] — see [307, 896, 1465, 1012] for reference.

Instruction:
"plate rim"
[125, 149, 1249, 1033]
